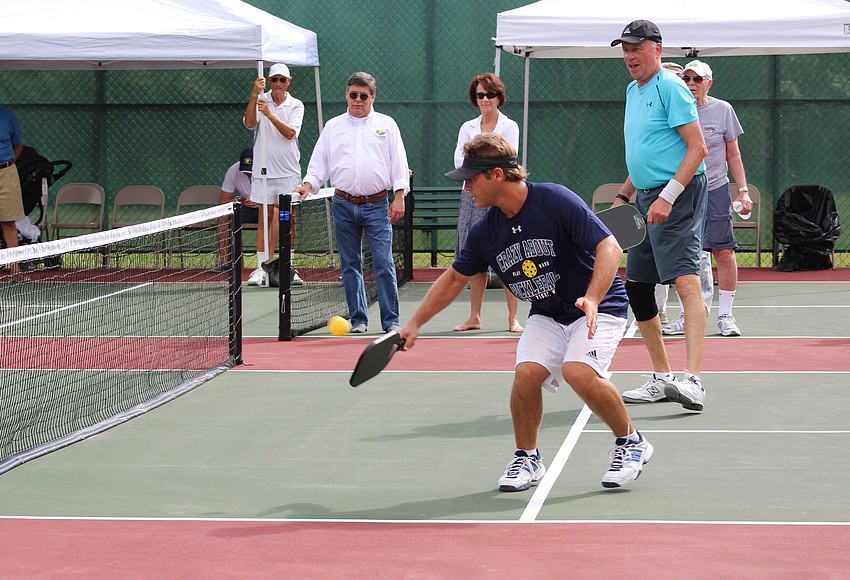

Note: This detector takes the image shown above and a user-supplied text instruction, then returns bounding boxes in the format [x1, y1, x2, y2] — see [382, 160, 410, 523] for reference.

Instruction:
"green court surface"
[0, 275, 848, 525]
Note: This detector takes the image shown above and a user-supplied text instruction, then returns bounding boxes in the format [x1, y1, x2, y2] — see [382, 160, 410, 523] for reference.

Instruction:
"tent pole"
[494, 47, 501, 76]
[522, 54, 530, 167]
[257, 60, 270, 285]
[314, 66, 324, 131]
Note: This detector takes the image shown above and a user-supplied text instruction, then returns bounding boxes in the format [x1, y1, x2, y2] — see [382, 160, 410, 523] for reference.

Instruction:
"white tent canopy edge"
[494, 0, 850, 164]
[0, 0, 323, 280]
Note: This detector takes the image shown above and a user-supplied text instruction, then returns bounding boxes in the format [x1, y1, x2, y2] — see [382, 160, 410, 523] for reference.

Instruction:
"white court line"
[584, 429, 850, 434]
[0, 282, 154, 330]
[519, 404, 592, 522]
[231, 369, 850, 375]
[2, 514, 847, 526]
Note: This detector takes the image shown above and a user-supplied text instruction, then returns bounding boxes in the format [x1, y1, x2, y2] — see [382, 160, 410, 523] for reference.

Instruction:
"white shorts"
[515, 313, 627, 393]
[250, 175, 301, 205]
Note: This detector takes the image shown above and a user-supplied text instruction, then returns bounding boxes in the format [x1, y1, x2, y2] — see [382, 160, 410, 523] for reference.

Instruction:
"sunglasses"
[680, 75, 705, 83]
[348, 92, 371, 101]
[475, 91, 501, 100]
[269, 77, 288, 83]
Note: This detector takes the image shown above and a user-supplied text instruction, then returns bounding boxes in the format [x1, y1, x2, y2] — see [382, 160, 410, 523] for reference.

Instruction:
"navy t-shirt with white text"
[452, 182, 628, 325]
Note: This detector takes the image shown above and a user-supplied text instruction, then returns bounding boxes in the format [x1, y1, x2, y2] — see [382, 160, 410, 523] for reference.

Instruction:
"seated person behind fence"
[217, 148, 301, 284]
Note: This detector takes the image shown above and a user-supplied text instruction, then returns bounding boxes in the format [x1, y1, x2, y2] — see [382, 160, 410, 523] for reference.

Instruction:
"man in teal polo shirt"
[610, 20, 709, 412]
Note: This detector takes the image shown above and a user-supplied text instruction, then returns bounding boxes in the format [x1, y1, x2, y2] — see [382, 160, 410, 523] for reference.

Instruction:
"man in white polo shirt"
[294, 72, 410, 334]
[244, 63, 304, 286]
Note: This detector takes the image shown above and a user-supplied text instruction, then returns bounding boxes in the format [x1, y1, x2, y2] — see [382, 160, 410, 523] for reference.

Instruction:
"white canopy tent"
[0, 0, 322, 280]
[494, 0, 850, 163]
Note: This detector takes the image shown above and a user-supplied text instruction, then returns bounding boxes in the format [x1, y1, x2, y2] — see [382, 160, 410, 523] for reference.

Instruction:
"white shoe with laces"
[662, 315, 685, 335]
[247, 268, 265, 286]
[717, 314, 741, 336]
[498, 451, 546, 492]
[621, 375, 673, 403]
[664, 371, 705, 412]
[602, 435, 654, 488]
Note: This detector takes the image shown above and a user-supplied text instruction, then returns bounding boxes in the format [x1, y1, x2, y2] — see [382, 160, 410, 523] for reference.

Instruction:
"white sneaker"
[717, 314, 741, 336]
[246, 268, 265, 286]
[664, 371, 705, 412]
[602, 435, 654, 488]
[622, 376, 672, 403]
[498, 451, 546, 492]
[292, 269, 304, 286]
[662, 315, 685, 335]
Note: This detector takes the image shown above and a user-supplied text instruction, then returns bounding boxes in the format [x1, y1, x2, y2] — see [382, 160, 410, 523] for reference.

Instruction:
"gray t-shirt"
[697, 97, 743, 190]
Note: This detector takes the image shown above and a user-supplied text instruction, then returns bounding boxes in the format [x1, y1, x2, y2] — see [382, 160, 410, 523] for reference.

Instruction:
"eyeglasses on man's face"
[680, 75, 704, 84]
[348, 91, 371, 101]
[269, 76, 289, 84]
[475, 91, 501, 100]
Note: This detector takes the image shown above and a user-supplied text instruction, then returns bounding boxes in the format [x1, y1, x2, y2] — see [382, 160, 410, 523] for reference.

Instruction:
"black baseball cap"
[444, 155, 518, 181]
[238, 148, 253, 173]
[611, 20, 662, 46]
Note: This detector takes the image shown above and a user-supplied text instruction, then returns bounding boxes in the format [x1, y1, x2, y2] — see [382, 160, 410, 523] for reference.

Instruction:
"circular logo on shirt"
[521, 260, 537, 278]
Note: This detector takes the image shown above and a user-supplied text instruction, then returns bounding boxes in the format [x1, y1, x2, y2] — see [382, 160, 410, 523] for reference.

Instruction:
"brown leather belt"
[334, 189, 388, 204]
[0, 159, 14, 169]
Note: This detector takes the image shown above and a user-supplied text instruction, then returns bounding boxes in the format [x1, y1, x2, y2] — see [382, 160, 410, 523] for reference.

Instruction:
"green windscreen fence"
[3, 0, 849, 267]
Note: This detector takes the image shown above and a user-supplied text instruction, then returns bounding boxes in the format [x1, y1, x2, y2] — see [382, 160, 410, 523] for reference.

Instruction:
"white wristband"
[658, 179, 685, 205]
[738, 186, 749, 193]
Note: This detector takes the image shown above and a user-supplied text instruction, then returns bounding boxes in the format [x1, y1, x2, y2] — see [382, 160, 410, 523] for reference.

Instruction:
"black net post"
[229, 203, 243, 364]
[278, 193, 294, 341]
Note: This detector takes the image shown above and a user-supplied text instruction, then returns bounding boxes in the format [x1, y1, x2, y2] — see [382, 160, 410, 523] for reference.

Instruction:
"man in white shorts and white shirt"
[244, 63, 304, 286]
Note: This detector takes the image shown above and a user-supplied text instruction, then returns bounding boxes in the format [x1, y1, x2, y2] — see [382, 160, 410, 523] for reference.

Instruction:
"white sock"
[256, 251, 268, 269]
[718, 290, 735, 317]
[518, 448, 539, 458]
[653, 371, 675, 383]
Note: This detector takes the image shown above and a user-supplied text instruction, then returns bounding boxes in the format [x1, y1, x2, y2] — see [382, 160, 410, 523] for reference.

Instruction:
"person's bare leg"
[1, 222, 20, 274]
[564, 362, 632, 437]
[504, 287, 524, 332]
[267, 204, 279, 259]
[635, 314, 672, 373]
[714, 248, 737, 292]
[510, 362, 550, 449]
[453, 272, 487, 331]
[675, 274, 706, 376]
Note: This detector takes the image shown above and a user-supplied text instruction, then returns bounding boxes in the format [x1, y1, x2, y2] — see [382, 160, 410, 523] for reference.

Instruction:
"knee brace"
[625, 280, 659, 322]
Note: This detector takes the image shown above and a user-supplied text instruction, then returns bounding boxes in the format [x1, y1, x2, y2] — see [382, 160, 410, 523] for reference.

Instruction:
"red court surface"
[237, 335, 850, 373]
[4, 518, 849, 578]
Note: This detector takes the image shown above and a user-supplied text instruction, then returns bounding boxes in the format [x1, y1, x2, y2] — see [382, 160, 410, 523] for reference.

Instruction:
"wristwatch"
[615, 193, 632, 204]
[738, 186, 749, 193]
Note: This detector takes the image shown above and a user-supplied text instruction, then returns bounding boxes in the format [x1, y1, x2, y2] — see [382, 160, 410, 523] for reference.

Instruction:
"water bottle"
[732, 200, 751, 220]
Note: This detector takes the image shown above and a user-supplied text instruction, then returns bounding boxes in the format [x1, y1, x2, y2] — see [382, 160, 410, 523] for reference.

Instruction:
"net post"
[278, 192, 294, 341]
[229, 203, 244, 363]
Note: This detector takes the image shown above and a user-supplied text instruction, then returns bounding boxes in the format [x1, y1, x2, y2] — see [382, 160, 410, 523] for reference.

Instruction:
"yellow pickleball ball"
[328, 315, 351, 336]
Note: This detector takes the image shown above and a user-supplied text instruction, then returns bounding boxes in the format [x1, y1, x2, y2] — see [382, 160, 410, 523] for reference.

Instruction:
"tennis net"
[0, 203, 242, 473]
[275, 188, 413, 339]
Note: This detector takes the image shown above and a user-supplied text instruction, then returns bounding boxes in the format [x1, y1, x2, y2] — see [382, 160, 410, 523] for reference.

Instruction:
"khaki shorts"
[0, 165, 24, 222]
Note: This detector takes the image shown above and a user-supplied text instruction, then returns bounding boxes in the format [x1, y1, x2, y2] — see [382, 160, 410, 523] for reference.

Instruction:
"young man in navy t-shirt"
[398, 132, 653, 492]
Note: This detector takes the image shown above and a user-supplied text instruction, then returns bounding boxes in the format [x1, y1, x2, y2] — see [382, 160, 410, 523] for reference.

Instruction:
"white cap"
[684, 59, 712, 79]
[268, 63, 290, 78]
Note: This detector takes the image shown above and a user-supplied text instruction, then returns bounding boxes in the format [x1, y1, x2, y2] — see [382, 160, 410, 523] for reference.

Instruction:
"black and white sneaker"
[498, 451, 546, 492]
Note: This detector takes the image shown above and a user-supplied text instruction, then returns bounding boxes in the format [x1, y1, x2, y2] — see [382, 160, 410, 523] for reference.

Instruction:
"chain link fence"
[2, 0, 849, 268]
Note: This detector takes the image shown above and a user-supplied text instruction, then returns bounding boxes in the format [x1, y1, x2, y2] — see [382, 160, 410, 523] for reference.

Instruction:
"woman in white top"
[452, 73, 523, 332]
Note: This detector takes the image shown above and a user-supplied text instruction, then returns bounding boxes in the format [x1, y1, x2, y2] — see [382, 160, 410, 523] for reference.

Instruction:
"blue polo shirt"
[0, 107, 23, 162]
[623, 69, 704, 189]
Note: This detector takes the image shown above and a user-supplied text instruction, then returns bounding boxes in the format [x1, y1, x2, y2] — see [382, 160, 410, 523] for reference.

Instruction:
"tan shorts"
[0, 165, 25, 222]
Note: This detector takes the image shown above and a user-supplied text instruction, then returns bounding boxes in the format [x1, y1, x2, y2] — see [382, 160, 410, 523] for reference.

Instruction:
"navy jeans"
[332, 195, 400, 330]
